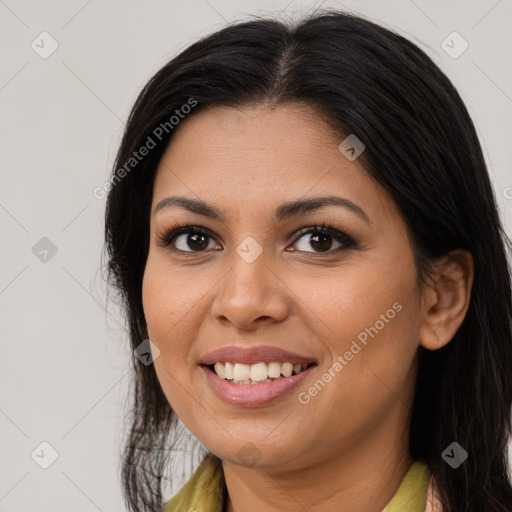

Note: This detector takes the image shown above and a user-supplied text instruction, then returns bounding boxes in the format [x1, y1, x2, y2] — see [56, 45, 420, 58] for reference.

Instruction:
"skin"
[142, 104, 474, 512]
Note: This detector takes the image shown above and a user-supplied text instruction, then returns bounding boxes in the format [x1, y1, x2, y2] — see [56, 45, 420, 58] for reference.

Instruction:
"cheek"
[142, 262, 192, 384]
[142, 265, 174, 342]
[141, 259, 215, 416]
[291, 262, 415, 355]
[290, 269, 419, 444]
[290, 255, 420, 416]
[142, 257, 202, 343]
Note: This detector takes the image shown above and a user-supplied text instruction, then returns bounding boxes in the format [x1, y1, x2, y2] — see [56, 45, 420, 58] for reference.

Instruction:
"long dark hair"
[103, 10, 512, 512]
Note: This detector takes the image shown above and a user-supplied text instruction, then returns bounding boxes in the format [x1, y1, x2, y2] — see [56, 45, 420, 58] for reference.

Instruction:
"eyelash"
[156, 221, 356, 256]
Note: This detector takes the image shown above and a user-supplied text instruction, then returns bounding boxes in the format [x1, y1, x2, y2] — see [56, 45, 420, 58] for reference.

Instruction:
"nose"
[211, 247, 289, 330]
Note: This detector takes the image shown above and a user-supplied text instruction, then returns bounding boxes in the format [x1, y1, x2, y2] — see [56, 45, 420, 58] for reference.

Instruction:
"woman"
[104, 10, 512, 512]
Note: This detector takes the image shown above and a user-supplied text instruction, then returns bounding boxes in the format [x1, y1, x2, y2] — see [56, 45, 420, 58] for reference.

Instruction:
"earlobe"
[433, 328, 442, 347]
[418, 249, 474, 351]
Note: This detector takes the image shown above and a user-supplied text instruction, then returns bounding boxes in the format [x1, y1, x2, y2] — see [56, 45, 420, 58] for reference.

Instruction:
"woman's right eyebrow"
[154, 196, 223, 220]
[153, 195, 371, 225]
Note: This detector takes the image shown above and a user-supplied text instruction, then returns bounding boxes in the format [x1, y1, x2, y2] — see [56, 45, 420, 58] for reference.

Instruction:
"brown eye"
[157, 222, 355, 255]
[157, 225, 221, 253]
[175, 231, 213, 251]
[289, 224, 355, 254]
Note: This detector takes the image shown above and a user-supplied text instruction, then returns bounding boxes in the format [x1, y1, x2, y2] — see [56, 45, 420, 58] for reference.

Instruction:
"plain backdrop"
[1, 0, 511, 510]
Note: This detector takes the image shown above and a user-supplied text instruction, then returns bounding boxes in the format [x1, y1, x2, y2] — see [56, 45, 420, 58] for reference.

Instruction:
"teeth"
[214, 362, 225, 379]
[281, 362, 293, 377]
[224, 362, 234, 379]
[250, 362, 268, 382]
[233, 363, 251, 381]
[212, 361, 312, 382]
[268, 362, 281, 378]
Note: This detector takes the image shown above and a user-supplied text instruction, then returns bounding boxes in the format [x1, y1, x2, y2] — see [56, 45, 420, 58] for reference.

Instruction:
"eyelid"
[155, 222, 218, 249]
[289, 223, 354, 247]
[155, 222, 356, 254]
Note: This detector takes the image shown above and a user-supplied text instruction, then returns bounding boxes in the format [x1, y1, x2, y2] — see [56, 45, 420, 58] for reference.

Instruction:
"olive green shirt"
[163, 453, 431, 511]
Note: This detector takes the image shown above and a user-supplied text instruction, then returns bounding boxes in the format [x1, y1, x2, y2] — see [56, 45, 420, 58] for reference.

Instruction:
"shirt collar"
[163, 453, 431, 512]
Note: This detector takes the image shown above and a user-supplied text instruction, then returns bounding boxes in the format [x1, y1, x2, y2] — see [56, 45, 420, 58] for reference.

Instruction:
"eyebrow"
[154, 195, 370, 224]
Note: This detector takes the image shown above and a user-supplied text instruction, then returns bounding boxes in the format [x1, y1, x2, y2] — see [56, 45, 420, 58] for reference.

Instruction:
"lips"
[199, 344, 318, 406]
[201, 362, 317, 407]
[199, 345, 317, 366]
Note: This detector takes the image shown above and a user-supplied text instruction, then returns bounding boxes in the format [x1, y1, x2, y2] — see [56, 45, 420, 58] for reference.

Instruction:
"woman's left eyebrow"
[154, 195, 371, 225]
[274, 196, 371, 225]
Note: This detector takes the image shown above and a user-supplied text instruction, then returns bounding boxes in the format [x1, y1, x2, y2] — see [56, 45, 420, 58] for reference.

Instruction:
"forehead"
[152, 104, 393, 223]
[159, 103, 338, 166]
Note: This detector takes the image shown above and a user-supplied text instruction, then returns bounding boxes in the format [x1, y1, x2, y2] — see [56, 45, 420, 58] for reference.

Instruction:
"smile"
[210, 361, 315, 384]
[201, 362, 317, 407]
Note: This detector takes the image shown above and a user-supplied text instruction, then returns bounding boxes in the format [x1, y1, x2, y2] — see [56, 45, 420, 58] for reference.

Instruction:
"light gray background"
[1, 0, 511, 510]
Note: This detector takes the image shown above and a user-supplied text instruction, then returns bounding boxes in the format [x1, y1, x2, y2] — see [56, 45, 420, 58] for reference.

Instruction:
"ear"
[418, 249, 474, 351]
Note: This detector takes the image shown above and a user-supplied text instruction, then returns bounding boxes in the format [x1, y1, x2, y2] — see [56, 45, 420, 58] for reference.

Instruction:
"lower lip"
[201, 364, 316, 407]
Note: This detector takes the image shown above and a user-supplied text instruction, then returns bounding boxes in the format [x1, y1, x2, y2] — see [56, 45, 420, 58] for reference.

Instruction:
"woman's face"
[142, 104, 425, 470]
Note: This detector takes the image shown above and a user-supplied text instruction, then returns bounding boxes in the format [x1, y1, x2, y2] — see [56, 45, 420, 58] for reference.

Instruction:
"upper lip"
[200, 345, 317, 366]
